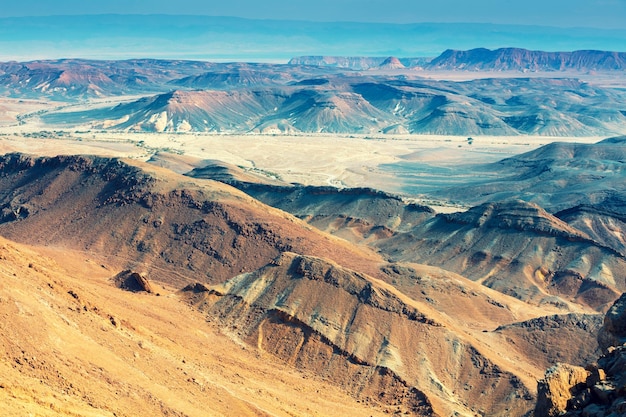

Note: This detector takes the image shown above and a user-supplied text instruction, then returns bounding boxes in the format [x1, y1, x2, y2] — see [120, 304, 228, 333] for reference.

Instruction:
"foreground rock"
[111, 270, 154, 293]
[535, 293, 626, 416]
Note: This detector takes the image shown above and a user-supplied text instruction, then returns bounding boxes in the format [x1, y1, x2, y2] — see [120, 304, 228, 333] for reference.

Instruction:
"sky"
[0, 0, 625, 29]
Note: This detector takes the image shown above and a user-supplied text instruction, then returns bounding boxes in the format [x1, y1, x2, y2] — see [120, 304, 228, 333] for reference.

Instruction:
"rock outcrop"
[112, 270, 154, 293]
[535, 293, 626, 416]
[598, 293, 626, 351]
[535, 363, 589, 417]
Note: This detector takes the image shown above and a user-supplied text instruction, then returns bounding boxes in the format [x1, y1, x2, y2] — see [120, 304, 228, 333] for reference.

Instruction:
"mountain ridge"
[40, 77, 626, 136]
[428, 48, 626, 72]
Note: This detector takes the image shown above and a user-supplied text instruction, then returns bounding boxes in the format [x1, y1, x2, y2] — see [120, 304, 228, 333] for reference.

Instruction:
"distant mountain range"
[288, 56, 430, 70]
[291, 48, 626, 71]
[39, 70, 626, 136]
[3, 49, 626, 136]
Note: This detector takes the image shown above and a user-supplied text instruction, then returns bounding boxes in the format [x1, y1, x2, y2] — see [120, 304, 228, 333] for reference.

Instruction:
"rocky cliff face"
[534, 293, 626, 416]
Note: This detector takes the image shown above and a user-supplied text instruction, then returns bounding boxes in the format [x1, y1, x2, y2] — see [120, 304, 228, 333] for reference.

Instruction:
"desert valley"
[1, 10, 626, 417]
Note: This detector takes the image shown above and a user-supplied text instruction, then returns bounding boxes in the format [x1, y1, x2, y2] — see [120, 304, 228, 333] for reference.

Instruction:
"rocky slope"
[0, 235, 390, 417]
[495, 313, 603, 371]
[0, 153, 383, 286]
[183, 252, 535, 416]
[375, 200, 625, 310]
[188, 156, 626, 311]
[187, 162, 435, 243]
[0, 151, 610, 416]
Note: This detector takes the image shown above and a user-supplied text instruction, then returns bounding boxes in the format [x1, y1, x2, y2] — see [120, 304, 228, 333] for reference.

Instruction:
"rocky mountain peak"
[378, 56, 405, 69]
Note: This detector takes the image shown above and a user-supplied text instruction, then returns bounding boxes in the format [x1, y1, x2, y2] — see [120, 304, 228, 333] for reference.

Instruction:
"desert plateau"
[1, 6, 626, 417]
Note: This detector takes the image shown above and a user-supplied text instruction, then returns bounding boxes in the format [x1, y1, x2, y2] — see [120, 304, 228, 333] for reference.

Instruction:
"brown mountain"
[0, 151, 606, 416]
[184, 252, 536, 416]
[188, 159, 625, 311]
[0, 153, 382, 286]
[0, 234, 390, 417]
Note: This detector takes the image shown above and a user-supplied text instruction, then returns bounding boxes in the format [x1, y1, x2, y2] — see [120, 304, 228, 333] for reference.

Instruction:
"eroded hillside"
[0, 151, 608, 416]
[0, 236, 390, 417]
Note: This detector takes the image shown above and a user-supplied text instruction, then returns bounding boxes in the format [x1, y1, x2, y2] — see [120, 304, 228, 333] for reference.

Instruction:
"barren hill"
[376, 200, 625, 310]
[0, 235, 390, 417]
[189, 159, 626, 311]
[427, 136, 626, 213]
[187, 162, 435, 243]
[0, 153, 382, 286]
[184, 252, 535, 416]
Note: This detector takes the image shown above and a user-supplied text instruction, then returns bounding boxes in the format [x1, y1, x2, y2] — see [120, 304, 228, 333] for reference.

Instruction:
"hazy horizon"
[0, 6, 625, 61]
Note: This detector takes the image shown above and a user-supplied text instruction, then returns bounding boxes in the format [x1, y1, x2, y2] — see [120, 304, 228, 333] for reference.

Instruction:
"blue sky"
[1, 0, 625, 29]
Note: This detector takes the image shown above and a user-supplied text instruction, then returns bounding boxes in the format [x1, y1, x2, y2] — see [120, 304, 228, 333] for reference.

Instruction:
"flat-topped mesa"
[427, 48, 626, 72]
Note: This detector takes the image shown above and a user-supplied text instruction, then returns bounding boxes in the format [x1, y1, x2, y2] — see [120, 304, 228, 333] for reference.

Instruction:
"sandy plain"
[0, 99, 604, 195]
[0, 96, 607, 213]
